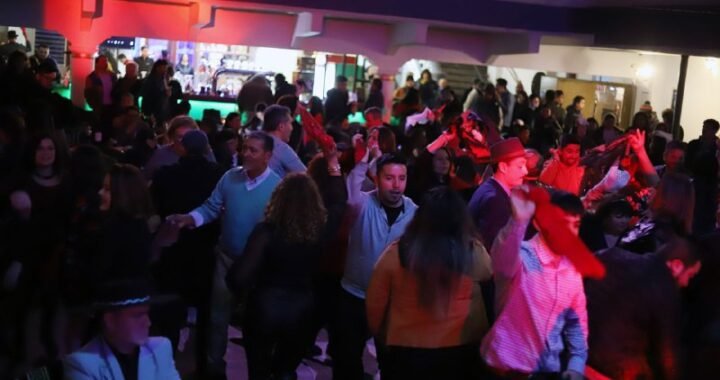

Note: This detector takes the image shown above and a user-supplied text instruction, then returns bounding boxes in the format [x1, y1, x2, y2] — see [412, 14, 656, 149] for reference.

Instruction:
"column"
[380, 73, 397, 123]
[70, 49, 95, 108]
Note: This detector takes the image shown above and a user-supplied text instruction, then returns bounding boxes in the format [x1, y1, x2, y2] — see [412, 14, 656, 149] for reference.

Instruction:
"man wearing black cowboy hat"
[63, 278, 180, 379]
[0, 29, 30, 60]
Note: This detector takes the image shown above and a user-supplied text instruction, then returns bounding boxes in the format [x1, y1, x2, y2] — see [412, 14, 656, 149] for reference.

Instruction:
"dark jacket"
[120, 143, 156, 170]
[274, 81, 296, 102]
[0, 41, 29, 58]
[477, 99, 502, 128]
[175, 63, 194, 76]
[112, 76, 142, 104]
[134, 56, 154, 74]
[365, 89, 384, 111]
[564, 106, 584, 135]
[512, 103, 533, 128]
[530, 115, 562, 157]
[99, 214, 153, 281]
[684, 232, 720, 379]
[551, 103, 566, 126]
[139, 74, 168, 120]
[325, 88, 350, 124]
[468, 178, 511, 251]
[686, 137, 718, 173]
[150, 155, 224, 301]
[29, 55, 60, 82]
[419, 80, 439, 108]
[579, 213, 612, 252]
[592, 126, 624, 147]
[585, 248, 680, 380]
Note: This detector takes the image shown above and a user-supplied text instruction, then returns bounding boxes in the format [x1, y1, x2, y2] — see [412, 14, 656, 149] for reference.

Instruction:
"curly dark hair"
[264, 173, 327, 244]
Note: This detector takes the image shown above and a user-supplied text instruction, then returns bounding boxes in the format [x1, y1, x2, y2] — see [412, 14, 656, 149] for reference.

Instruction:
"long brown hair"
[109, 164, 153, 219]
[264, 173, 327, 244]
[399, 186, 477, 315]
[650, 172, 695, 234]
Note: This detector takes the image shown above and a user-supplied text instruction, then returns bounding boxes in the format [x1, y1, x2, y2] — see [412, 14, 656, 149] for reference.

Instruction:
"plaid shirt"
[481, 219, 588, 374]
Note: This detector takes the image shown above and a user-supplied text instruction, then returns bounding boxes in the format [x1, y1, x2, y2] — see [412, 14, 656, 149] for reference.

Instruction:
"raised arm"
[491, 191, 534, 280]
[539, 155, 561, 188]
[324, 151, 349, 235]
[426, 129, 457, 154]
[581, 163, 630, 212]
[628, 129, 660, 187]
[463, 89, 478, 112]
[347, 142, 380, 206]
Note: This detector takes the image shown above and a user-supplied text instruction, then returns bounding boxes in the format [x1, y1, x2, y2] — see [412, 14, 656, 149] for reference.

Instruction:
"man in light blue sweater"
[333, 151, 418, 380]
[262, 104, 306, 177]
[168, 131, 281, 379]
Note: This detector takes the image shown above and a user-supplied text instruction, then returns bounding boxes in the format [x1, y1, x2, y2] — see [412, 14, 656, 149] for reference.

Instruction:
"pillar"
[70, 49, 95, 108]
[672, 54, 688, 139]
[380, 73, 397, 123]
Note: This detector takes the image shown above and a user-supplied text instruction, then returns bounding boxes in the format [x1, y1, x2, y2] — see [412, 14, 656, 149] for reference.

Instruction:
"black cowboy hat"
[91, 276, 177, 314]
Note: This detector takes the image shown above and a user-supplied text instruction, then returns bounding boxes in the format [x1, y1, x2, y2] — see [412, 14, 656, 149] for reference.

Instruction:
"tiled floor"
[176, 326, 380, 380]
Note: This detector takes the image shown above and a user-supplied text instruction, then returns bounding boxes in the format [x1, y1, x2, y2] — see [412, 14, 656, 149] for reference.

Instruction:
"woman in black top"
[95, 164, 157, 281]
[365, 78, 384, 111]
[407, 146, 454, 204]
[418, 69, 438, 109]
[7, 132, 72, 364]
[226, 158, 346, 380]
[139, 60, 170, 125]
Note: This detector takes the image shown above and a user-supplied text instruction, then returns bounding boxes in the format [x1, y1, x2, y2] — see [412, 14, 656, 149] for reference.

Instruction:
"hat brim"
[68, 293, 180, 316]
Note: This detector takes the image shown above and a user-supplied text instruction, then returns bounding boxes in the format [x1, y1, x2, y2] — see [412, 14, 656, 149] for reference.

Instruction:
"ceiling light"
[635, 64, 654, 79]
[705, 58, 719, 76]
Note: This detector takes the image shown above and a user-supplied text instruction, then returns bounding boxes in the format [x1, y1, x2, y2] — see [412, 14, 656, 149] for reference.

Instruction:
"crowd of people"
[1, 38, 720, 380]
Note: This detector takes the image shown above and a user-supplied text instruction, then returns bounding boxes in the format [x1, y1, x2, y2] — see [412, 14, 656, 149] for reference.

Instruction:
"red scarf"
[525, 186, 606, 279]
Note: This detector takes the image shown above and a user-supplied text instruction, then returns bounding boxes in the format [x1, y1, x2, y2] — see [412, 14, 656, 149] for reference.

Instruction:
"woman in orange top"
[366, 186, 492, 380]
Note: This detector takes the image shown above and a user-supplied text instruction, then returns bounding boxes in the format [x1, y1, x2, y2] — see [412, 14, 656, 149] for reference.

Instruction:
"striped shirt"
[481, 219, 588, 375]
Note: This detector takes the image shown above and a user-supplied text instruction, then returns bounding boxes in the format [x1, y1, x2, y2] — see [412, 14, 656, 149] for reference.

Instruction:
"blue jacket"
[468, 178, 512, 251]
[341, 161, 417, 299]
[63, 336, 180, 380]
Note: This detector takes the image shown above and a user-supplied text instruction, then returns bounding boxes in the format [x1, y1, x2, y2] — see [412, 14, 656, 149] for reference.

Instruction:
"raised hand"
[549, 147, 560, 162]
[510, 187, 536, 222]
[166, 214, 196, 229]
[627, 129, 646, 153]
[352, 133, 365, 149]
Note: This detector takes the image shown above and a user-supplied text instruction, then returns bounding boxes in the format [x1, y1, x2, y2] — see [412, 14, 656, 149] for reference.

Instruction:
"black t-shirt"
[110, 345, 139, 380]
[382, 203, 404, 226]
